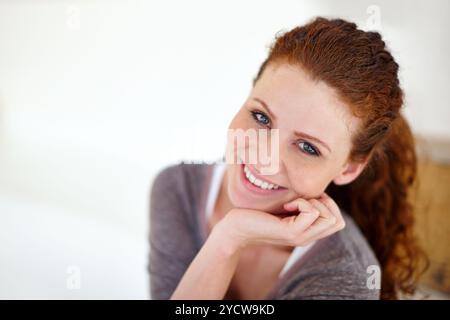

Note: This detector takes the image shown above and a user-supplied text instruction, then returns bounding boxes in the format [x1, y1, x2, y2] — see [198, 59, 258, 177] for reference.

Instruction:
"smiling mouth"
[242, 164, 286, 191]
[244, 165, 280, 190]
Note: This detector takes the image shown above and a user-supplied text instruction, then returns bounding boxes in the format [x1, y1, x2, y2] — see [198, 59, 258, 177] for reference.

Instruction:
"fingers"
[283, 197, 318, 217]
[296, 200, 336, 242]
[283, 198, 320, 231]
[302, 194, 346, 243]
[282, 198, 321, 243]
[282, 193, 346, 246]
[309, 198, 336, 225]
[318, 192, 346, 230]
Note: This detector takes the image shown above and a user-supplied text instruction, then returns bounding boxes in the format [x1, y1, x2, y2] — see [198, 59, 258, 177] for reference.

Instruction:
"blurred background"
[0, 0, 449, 299]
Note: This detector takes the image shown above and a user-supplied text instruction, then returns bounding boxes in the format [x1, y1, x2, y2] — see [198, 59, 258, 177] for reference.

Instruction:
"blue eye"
[298, 141, 320, 156]
[251, 111, 270, 126]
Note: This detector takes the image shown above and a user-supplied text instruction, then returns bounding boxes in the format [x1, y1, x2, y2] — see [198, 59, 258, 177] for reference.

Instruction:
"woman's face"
[226, 63, 366, 214]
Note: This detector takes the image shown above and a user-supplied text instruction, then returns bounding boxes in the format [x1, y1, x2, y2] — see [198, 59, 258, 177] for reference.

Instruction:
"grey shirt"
[148, 162, 381, 300]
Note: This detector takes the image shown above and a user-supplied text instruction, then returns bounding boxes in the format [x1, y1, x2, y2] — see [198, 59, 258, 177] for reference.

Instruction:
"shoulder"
[280, 210, 381, 300]
[151, 162, 211, 189]
[150, 162, 212, 200]
[335, 211, 380, 274]
[148, 161, 214, 254]
[150, 161, 214, 226]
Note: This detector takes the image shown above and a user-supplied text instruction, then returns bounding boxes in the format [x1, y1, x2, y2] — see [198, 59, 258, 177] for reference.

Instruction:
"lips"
[244, 165, 280, 190]
[239, 163, 286, 195]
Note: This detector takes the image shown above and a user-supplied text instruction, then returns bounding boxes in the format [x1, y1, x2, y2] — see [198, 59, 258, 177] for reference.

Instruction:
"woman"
[148, 17, 428, 300]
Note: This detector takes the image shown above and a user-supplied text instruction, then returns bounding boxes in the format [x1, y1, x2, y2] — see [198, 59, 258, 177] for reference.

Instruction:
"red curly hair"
[252, 17, 429, 299]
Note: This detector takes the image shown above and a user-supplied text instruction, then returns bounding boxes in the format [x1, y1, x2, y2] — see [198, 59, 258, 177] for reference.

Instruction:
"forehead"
[251, 63, 359, 144]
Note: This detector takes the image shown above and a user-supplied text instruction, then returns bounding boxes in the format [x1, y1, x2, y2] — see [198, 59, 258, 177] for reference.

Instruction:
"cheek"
[288, 168, 332, 199]
[227, 111, 261, 158]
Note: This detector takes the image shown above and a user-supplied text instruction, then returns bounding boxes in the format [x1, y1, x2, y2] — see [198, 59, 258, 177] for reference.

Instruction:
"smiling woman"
[148, 17, 428, 300]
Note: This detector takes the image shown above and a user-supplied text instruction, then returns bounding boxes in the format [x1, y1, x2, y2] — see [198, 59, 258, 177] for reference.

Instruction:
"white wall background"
[0, 0, 448, 299]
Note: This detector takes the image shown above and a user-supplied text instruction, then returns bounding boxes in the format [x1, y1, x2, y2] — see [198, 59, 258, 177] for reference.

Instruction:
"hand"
[213, 192, 346, 251]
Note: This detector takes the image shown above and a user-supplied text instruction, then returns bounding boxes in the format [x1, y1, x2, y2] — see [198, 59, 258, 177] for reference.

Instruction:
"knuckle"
[330, 216, 338, 226]
[321, 197, 333, 207]
[328, 215, 337, 225]
[310, 207, 320, 216]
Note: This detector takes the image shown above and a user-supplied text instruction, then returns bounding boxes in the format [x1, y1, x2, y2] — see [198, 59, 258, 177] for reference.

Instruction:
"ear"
[333, 159, 369, 186]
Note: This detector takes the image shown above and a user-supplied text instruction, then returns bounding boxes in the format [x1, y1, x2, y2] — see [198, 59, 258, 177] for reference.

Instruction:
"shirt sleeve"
[276, 252, 381, 300]
[147, 165, 198, 300]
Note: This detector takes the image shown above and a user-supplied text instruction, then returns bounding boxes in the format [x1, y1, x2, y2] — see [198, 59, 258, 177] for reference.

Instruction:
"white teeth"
[243, 165, 280, 190]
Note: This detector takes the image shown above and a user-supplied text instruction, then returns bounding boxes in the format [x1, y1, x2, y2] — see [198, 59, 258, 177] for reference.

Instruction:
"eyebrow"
[252, 97, 332, 153]
[253, 97, 277, 120]
[294, 130, 331, 153]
